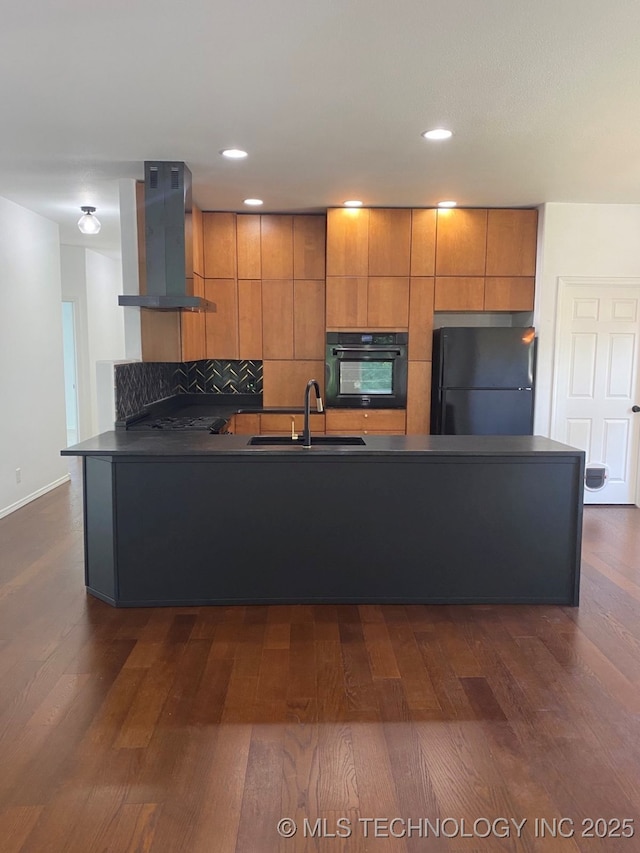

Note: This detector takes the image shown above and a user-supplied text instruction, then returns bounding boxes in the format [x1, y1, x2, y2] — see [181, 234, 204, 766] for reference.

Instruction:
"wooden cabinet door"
[204, 279, 238, 358]
[325, 409, 406, 434]
[408, 277, 434, 361]
[484, 277, 535, 311]
[411, 209, 437, 276]
[326, 277, 368, 328]
[262, 280, 294, 359]
[238, 279, 263, 359]
[326, 208, 369, 276]
[203, 213, 237, 278]
[191, 204, 204, 277]
[435, 209, 487, 276]
[261, 216, 293, 279]
[237, 215, 261, 278]
[406, 361, 431, 434]
[434, 277, 485, 311]
[293, 215, 326, 279]
[181, 275, 206, 361]
[262, 360, 324, 407]
[368, 209, 411, 276]
[232, 413, 260, 435]
[294, 280, 325, 359]
[486, 209, 537, 276]
[367, 277, 410, 327]
[260, 413, 325, 435]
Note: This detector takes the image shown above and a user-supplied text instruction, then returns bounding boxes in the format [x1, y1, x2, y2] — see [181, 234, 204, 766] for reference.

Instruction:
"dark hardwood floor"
[1, 459, 639, 852]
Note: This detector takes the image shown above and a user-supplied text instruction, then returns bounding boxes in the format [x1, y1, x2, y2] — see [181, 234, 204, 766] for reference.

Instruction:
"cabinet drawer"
[231, 413, 260, 434]
[325, 409, 406, 433]
[260, 413, 325, 434]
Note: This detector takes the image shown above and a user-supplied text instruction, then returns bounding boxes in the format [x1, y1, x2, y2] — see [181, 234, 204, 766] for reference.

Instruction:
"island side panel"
[110, 454, 582, 606]
[84, 456, 117, 604]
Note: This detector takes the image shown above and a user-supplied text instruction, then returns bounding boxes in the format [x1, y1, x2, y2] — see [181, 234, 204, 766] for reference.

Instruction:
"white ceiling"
[2, 0, 640, 254]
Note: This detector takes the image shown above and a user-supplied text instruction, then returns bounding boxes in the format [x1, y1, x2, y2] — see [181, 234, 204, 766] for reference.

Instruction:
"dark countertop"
[118, 393, 324, 428]
[62, 432, 583, 458]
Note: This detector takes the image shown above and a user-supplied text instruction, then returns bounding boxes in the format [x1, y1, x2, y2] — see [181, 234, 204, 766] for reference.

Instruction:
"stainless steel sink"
[248, 435, 366, 446]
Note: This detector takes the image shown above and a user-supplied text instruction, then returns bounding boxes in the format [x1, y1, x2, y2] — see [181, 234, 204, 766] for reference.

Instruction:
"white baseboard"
[0, 474, 71, 520]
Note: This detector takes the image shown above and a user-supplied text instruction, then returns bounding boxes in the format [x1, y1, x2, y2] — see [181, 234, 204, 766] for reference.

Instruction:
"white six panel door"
[553, 280, 640, 504]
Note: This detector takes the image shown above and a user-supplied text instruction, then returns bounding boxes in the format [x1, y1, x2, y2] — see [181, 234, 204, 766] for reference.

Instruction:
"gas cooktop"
[128, 415, 227, 432]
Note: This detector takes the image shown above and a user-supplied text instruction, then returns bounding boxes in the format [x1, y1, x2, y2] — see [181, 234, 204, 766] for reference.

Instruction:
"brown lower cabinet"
[226, 413, 260, 435]
[260, 413, 325, 434]
[325, 409, 406, 435]
[227, 413, 325, 435]
[228, 410, 405, 436]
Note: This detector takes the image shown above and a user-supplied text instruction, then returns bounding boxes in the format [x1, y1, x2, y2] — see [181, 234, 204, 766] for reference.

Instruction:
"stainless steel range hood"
[119, 161, 212, 311]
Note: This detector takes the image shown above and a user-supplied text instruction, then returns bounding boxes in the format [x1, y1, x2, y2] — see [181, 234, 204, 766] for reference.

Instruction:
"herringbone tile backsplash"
[175, 360, 262, 394]
[115, 359, 262, 420]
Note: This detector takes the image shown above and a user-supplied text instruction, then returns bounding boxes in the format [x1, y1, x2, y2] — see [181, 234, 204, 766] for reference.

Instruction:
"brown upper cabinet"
[326, 208, 370, 276]
[368, 209, 411, 276]
[326, 277, 368, 328]
[484, 277, 535, 312]
[293, 216, 326, 279]
[191, 205, 204, 277]
[486, 209, 538, 276]
[203, 212, 237, 278]
[237, 215, 261, 279]
[237, 279, 262, 359]
[204, 278, 239, 359]
[410, 209, 437, 276]
[326, 277, 409, 329]
[293, 279, 325, 359]
[434, 277, 485, 312]
[367, 277, 410, 327]
[181, 275, 206, 361]
[435, 209, 488, 276]
[408, 277, 435, 361]
[261, 215, 294, 279]
[262, 279, 294, 359]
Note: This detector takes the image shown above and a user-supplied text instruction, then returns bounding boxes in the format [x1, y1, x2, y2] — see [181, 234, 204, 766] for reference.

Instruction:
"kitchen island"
[62, 434, 584, 607]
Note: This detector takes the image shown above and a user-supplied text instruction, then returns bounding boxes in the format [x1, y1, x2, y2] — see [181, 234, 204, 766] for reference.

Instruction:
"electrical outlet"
[15, 468, 21, 484]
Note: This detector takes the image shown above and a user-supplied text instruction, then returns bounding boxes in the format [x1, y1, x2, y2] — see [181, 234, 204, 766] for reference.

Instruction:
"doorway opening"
[62, 301, 79, 446]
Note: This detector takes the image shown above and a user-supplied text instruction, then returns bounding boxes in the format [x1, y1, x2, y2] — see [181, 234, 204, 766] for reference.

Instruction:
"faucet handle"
[291, 417, 298, 440]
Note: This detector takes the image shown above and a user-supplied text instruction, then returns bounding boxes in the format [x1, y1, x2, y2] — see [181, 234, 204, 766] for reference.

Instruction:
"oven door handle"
[331, 347, 403, 356]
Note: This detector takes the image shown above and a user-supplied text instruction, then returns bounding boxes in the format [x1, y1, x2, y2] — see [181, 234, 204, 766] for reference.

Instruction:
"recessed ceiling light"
[422, 128, 453, 141]
[243, 198, 263, 206]
[343, 200, 363, 207]
[438, 200, 457, 208]
[220, 148, 248, 159]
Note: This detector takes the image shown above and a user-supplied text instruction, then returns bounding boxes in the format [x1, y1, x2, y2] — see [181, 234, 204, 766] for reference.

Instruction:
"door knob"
[632, 405, 640, 413]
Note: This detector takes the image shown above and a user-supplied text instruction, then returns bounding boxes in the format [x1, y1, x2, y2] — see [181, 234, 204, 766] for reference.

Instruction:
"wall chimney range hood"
[119, 161, 213, 311]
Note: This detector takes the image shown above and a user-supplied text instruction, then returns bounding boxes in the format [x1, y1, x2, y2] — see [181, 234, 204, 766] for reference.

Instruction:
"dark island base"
[83, 451, 583, 607]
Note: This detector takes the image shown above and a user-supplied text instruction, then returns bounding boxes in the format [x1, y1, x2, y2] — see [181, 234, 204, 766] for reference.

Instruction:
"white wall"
[61, 246, 126, 438]
[85, 250, 125, 435]
[534, 203, 640, 435]
[60, 246, 92, 440]
[0, 196, 68, 519]
[119, 178, 142, 360]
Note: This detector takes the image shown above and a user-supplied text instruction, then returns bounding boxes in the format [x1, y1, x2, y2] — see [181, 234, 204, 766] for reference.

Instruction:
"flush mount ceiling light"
[243, 198, 263, 206]
[422, 128, 453, 141]
[438, 200, 457, 208]
[343, 200, 363, 207]
[77, 206, 101, 235]
[220, 148, 248, 159]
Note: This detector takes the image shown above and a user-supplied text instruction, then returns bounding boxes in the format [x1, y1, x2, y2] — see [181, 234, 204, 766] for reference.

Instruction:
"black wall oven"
[325, 332, 408, 408]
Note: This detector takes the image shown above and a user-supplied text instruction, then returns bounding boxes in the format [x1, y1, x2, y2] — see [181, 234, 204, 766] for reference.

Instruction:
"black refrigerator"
[431, 327, 536, 435]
